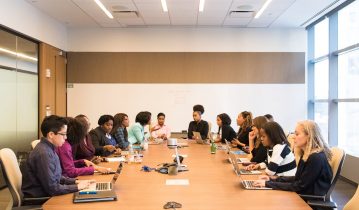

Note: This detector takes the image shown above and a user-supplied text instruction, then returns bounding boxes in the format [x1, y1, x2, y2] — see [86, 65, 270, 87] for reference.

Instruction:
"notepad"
[166, 179, 189, 186]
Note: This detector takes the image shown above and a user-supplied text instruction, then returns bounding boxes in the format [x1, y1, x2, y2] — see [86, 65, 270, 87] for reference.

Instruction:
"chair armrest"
[22, 197, 50, 205]
[307, 200, 337, 209]
[299, 194, 325, 201]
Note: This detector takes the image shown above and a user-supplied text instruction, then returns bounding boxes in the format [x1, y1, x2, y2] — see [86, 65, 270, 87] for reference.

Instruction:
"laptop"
[239, 175, 272, 190]
[73, 190, 117, 203]
[81, 163, 123, 192]
[228, 153, 261, 175]
[192, 131, 208, 144]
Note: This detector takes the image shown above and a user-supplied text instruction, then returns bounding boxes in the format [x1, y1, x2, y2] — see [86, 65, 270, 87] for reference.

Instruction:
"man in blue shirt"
[22, 115, 91, 198]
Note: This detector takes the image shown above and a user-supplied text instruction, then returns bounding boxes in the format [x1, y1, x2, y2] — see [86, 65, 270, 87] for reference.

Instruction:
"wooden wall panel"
[67, 52, 305, 84]
[39, 43, 67, 136]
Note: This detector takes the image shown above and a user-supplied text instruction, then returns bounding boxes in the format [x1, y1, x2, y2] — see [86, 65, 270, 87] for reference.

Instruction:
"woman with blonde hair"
[253, 120, 333, 196]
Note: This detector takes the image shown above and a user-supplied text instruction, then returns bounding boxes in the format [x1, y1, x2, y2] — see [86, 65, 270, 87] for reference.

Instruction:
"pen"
[79, 191, 97, 195]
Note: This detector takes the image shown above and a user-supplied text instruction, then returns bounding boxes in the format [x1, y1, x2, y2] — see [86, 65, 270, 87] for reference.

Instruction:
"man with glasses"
[22, 115, 91, 200]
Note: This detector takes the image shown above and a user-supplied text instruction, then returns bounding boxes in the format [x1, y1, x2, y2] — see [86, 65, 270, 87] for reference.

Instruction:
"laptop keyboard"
[96, 182, 111, 191]
[243, 180, 255, 188]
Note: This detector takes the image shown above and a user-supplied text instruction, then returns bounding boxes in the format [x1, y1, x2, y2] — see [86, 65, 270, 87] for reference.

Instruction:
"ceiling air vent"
[112, 10, 139, 18]
[229, 11, 254, 18]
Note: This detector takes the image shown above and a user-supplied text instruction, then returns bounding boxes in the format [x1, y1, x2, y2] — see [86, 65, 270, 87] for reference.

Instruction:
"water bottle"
[143, 138, 149, 151]
[129, 144, 134, 155]
[210, 140, 217, 154]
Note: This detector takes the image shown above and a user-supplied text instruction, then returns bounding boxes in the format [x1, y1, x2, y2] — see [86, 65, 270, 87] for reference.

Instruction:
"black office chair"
[0, 148, 49, 210]
[299, 147, 346, 210]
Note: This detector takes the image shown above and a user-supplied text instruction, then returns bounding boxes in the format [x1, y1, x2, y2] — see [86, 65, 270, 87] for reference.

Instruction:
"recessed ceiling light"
[94, 0, 113, 19]
[255, 0, 272, 19]
[161, 0, 168, 12]
[199, 0, 205, 12]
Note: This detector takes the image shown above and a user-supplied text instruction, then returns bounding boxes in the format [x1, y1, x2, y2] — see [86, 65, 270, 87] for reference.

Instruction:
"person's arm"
[57, 143, 94, 178]
[89, 129, 105, 156]
[132, 125, 144, 144]
[265, 155, 324, 192]
[35, 151, 78, 196]
[200, 121, 209, 140]
[115, 128, 130, 150]
[188, 122, 194, 139]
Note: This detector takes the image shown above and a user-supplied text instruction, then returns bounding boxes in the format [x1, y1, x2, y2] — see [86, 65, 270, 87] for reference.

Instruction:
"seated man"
[22, 115, 90, 198]
[151, 112, 171, 140]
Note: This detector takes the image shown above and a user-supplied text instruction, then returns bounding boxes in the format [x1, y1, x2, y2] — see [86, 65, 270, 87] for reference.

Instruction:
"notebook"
[73, 190, 117, 203]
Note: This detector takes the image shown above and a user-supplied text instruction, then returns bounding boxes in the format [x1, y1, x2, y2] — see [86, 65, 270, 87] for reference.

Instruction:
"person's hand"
[244, 164, 259, 171]
[77, 180, 90, 190]
[253, 180, 266, 187]
[249, 131, 256, 141]
[114, 148, 122, 155]
[258, 175, 270, 181]
[104, 145, 116, 152]
[96, 166, 111, 174]
[84, 159, 95, 167]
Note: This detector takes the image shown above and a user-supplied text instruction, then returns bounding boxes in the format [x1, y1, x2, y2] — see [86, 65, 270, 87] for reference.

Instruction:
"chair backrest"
[343, 185, 359, 210]
[31, 139, 40, 149]
[207, 121, 212, 139]
[325, 147, 346, 201]
[0, 148, 23, 207]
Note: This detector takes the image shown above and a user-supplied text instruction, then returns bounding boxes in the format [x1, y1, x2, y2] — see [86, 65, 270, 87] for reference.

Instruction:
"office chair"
[299, 147, 346, 210]
[30, 140, 40, 150]
[0, 148, 49, 210]
[343, 185, 359, 210]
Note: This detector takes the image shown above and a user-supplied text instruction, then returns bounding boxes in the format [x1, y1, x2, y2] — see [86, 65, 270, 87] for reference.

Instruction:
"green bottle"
[210, 140, 217, 154]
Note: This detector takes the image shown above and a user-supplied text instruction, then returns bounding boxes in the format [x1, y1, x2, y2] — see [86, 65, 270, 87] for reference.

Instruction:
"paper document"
[166, 179, 190, 186]
[105, 157, 126, 162]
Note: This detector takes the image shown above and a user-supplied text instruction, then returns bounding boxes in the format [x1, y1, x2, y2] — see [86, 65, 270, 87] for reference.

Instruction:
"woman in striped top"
[253, 120, 332, 196]
[245, 121, 297, 176]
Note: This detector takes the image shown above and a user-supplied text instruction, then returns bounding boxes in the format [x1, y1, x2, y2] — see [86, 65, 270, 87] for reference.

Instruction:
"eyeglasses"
[56, 132, 67, 137]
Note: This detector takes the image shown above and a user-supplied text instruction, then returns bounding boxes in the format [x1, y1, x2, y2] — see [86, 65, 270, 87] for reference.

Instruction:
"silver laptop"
[228, 153, 261, 175]
[239, 175, 272, 190]
[81, 163, 123, 192]
[192, 131, 208, 144]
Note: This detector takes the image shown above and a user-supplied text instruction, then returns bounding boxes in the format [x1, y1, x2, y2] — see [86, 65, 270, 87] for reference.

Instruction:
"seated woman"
[248, 116, 269, 163]
[89, 115, 119, 156]
[215, 113, 236, 143]
[56, 117, 110, 178]
[253, 120, 333, 196]
[128, 111, 152, 145]
[72, 114, 95, 161]
[187, 110, 209, 140]
[151, 112, 171, 140]
[245, 121, 297, 176]
[232, 111, 252, 150]
[111, 113, 130, 150]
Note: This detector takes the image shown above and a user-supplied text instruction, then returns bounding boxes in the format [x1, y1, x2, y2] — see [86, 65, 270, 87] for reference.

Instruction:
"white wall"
[67, 27, 306, 52]
[0, 0, 67, 50]
[67, 84, 307, 134]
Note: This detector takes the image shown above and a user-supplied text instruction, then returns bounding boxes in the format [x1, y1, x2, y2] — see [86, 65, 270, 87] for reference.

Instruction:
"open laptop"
[228, 153, 261, 175]
[239, 175, 272, 190]
[192, 131, 208, 144]
[224, 139, 251, 164]
[81, 163, 123, 192]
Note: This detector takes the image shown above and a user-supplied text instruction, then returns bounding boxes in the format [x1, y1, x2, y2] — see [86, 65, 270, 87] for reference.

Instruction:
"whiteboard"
[67, 83, 306, 133]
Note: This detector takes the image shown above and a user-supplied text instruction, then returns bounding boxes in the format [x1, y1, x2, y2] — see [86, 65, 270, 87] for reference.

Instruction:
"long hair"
[238, 111, 253, 136]
[261, 121, 289, 148]
[112, 113, 128, 138]
[66, 117, 87, 146]
[252, 116, 269, 148]
[296, 120, 332, 161]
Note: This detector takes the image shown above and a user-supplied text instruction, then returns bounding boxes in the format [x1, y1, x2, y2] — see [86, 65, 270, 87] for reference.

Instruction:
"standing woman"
[73, 114, 95, 161]
[248, 116, 269, 163]
[128, 111, 152, 145]
[56, 117, 109, 178]
[232, 111, 253, 150]
[245, 121, 297, 177]
[89, 115, 118, 156]
[215, 113, 236, 143]
[112, 113, 130, 150]
[253, 120, 333, 196]
[187, 109, 209, 140]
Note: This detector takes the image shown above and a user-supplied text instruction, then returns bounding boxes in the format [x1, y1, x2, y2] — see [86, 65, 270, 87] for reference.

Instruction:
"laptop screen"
[111, 163, 123, 184]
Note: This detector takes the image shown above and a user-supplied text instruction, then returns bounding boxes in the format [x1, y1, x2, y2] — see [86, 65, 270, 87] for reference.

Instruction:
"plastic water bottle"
[210, 140, 217, 154]
[143, 138, 149, 151]
[129, 144, 134, 155]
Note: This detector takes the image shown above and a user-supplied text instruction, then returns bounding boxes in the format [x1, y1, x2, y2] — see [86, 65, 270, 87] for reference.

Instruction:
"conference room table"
[43, 140, 311, 210]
